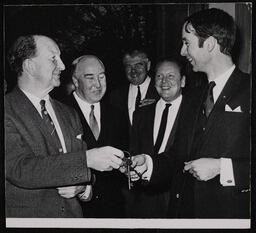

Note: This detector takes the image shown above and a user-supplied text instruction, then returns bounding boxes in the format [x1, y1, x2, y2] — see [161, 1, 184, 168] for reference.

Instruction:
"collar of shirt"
[20, 88, 50, 117]
[210, 65, 236, 103]
[154, 95, 182, 153]
[128, 76, 151, 123]
[73, 91, 101, 131]
[20, 88, 67, 153]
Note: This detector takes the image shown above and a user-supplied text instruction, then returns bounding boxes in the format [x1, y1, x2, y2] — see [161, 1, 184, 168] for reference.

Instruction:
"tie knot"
[208, 81, 216, 90]
[165, 103, 171, 109]
[137, 85, 140, 90]
[91, 105, 95, 111]
[40, 99, 46, 108]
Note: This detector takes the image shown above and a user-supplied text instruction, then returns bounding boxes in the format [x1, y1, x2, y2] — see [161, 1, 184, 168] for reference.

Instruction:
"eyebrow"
[83, 71, 105, 77]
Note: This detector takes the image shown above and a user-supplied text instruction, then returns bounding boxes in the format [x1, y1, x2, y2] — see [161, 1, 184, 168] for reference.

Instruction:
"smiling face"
[73, 56, 106, 104]
[31, 36, 65, 92]
[180, 22, 210, 73]
[123, 54, 150, 85]
[155, 61, 185, 102]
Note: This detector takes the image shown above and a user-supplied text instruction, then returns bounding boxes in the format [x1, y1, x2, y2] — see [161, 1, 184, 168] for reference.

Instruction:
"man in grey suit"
[5, 35, 124, 217]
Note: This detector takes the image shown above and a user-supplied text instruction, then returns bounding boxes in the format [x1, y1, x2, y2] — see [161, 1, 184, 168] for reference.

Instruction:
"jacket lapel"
[203, 68, 242, 135]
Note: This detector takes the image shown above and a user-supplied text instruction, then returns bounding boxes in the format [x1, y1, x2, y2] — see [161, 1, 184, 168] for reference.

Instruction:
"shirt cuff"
[141, 154, 153, 181]
[220, 158, 235, 186]
[78, 185, 93, 202]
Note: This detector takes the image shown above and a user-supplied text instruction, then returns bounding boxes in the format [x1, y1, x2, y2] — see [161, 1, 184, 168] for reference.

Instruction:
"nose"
[57, 57, 65, 71]
[180, 44, 186, 57]
[94, 77, 101, 88]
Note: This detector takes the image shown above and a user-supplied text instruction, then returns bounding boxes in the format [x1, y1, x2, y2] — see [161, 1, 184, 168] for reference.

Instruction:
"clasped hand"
[119, 154, 148, 181]
[184, 158, 220, 181]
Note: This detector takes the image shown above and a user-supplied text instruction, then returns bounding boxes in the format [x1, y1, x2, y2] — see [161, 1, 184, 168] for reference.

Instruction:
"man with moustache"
[126, 58, 187, 218]
[5, 35, 124, 217]
[130, 8, 250, 218]
[62, 55, 128, 217]
[110, 49, 159, 128]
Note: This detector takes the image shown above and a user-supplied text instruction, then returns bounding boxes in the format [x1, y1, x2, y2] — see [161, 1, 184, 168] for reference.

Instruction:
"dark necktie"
[89, 105, 100, 140]
[154, 103, 171, 154]
[40, 100, 62, 148]
[204, 81, 216, 117]
[135, 85, 141, 110]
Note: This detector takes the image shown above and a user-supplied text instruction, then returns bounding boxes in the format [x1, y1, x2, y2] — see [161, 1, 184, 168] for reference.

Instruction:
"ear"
[72, 76, 79, 88]
[147, 59, 151, 71]
[22, 59, 35, 76]
[205, 36, 216, 52]
[181, 75, 186, 88]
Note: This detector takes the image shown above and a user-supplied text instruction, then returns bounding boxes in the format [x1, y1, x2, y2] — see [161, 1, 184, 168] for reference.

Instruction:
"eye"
[99, 74, 105, 79]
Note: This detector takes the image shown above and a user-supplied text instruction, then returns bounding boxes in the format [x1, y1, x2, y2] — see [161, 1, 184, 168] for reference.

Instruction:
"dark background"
[4, 3, 252, 99]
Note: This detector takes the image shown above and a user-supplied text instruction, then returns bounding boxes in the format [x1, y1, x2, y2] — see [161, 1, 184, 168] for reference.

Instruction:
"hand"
[184, 158, 221, 181]
[139, 98, 156, 107]
[130, 154, 148, 181]
[86, 146, 124, 171]
[57, 185, 86, 199]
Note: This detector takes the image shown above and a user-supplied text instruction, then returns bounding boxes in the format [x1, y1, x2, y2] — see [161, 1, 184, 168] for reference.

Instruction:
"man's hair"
[155, 57, 186, 77]
[7, 35, 37, 77]
[185, 8, 236, 56]
[122, 48, 149, 64]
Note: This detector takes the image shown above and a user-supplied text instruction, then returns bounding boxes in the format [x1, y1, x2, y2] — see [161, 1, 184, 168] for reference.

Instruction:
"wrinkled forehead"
[123, 54, 148, 65]
[34, 35, 61, 56]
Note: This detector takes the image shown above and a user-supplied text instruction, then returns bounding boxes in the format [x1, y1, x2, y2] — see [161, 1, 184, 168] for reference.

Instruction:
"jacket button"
[202, 127, 206, 131]
[59, 148, 63, 153]
[61, 207, 65, 212]
[176, 193, 180, 199]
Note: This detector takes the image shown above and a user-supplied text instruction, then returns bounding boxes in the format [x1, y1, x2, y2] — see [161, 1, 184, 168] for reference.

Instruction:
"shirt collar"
[21, 88, 50, 107]
[73, 91, 100, 109]
[130, 76, 151, 92]
[210, 65, 235, 87]
[158, 94, 182, 109]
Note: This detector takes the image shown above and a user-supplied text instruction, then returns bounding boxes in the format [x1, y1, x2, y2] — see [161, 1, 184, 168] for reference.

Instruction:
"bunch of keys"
[122, 151, 142, 190]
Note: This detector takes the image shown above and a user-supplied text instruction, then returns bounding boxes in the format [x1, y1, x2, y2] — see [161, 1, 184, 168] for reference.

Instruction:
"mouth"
[186, 57, 193, 64]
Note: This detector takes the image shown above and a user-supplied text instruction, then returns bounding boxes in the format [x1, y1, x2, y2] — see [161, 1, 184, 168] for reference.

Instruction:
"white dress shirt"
[154, 95, 182, 153]
[21, 89, 67, 153]
[73, 92, 101, 132]
[128, 76, 151, 124]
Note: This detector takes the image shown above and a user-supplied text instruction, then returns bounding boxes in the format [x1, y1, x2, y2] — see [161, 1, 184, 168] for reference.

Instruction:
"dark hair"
[185, 8, 236, 56]
[122, 48, 149, 64]
[7, 35, 37, 77]
[155, 57, 186, 77]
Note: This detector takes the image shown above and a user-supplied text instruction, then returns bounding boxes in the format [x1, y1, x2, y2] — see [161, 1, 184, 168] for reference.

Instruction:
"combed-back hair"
[185, 8, 236, 56]
[7, 35, 37, 77]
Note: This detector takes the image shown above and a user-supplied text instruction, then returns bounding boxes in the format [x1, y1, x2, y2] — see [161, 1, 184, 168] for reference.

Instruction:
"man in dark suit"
[130, 8, 250, 218]
[62, 55, 128, 217]
[126, 58, 186, 218]
[109, 49, 159, 127]
[5, 35, 124, 217]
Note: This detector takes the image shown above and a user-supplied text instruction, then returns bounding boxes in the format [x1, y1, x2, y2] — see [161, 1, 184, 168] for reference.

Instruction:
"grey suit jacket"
[5, 87, 92, 217]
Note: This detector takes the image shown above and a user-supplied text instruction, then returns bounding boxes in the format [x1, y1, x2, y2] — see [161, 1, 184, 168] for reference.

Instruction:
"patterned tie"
[204, 81, 216, 117]
[89, 105, 100, 140]
[135, 85, 141, 110]
[40, 100, 62, 148]
[154, 103, 171, 154]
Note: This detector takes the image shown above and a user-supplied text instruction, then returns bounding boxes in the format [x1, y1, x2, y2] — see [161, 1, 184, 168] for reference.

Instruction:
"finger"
[108, 147, 124, 158]
[109, 154, 123, 166]
[184, 163, 192, 171]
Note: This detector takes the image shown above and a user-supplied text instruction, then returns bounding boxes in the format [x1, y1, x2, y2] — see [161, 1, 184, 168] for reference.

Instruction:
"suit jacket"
[62, 93, 129, 217]
[125, 94, 188, 218]
[109, 77, 160, 128]
[5, 87, 92, 218]
[150, 68, 251, 218]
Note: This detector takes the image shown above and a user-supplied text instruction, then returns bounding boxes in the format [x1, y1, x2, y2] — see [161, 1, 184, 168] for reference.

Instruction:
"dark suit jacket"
[5, 87, 92, 217]
[150, 68, 250, 218]
[126, 94, 188, 218]
[62, 94, 129, 217]
[109, 77, 159, 128]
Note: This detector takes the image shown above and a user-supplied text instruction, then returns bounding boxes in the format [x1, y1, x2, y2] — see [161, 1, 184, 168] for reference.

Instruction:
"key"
[123, 151, 133, 190]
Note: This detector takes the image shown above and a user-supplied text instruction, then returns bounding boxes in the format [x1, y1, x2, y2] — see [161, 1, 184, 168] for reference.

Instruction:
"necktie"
[154, 103, 171, 154]
[40, 100, 62, 148]
[89, 105, 100, 140]
[204, 81, 216, 117]
[135, 85, 141, 110]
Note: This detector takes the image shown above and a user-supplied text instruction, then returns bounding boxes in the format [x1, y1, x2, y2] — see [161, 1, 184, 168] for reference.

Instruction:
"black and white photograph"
[3, 1, 253, 231]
